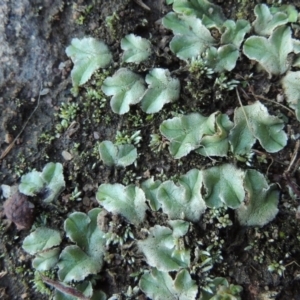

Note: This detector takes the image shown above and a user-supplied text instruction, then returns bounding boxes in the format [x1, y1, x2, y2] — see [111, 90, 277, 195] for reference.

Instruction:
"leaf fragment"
[196, 112, 233, 157]
[42, 163, 66, 202]
[160, 112, 233, 158]
[141, 178, 162, 211]
[19, 162, 65, 203]
[66, 37, 112, 90]
[243, 25, 294, 76]
[58, 245, 100, 283]
[101, 68, 146, 114]
[173, 0, 226, 28]
[96, 183, 147, 225]
[157, 169, 206, 222]
[281, 71, 300, 121]
[19, 170, 44, 197]
[58, 209, 105, 283]
[139, 268, 197, 300]
[22, 227, 62, 255]
[162, 12, 216, 60]
[138, 225, 190, 271]
[236, 170, 279, 227]
[202, 164, 245, 209]
[229, 101, 287, 155]
[121, 34, 152, 63]
[221, 19, 251, 48]
[168, 220, 189, 238]
[141, 68, 180, 113]
[159, 113, 209, 159]
[33, 247, 61, 271]
[205, 45, 239, 73]
[253, 4, 295, 36]
[98, 141, 137, 167]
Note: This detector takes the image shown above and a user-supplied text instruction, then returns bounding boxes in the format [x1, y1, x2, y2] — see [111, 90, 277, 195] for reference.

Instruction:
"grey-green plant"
[196, 112, 233, 156]
[19, 162, 65, 203]
[22, 227, 62, 271]
[161, 1, 300, 79]
[96, 163, 279, 228]
[213, 73, 240, 94]
[269, 5, 298, 23]
[148, 133, 170, 153]
[216, 213, 233, 228]
[252, 4, 297, 36]
[141, 68, 180, 113]
[162, 12, 216, 60]
[66, 37, 112, 95]
[281, 71, 300, 121]
[102, 67, 180, 114]
[137, 222, 190, 271]
[69, 186, 82, 201]
[21, 0, 300, 299]
[193, 246, 215, 273]
[96, 183, 147, 225]
[104, 224, 134, 247]
[243, 25, 295, 76]
[202, 164, 245, 209]
[98, 140, 137, 167]
[172, 0, 226, 29]
[141, 177, 162, 211]
[204, 45, 239, 73]
[139, 268, 198, 300]
[160, 111, 234, 159]
[101, 68, 146, 114]
[220, 19, 251, 48]
[121, 33, 152, 63]
[160, 112, 207, 158]
[22, 208, 107, 299]
[58, 208, 106, 283]
[236, 169, 279, 227]
[229, 101, 287, 155]
[163, 11, 249, 72]
[188, 56, 214, 79]
[157, 169, 206, 222]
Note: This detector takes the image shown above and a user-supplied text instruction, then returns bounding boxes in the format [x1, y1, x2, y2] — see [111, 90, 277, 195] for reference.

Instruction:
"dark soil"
[1, 0, 300, 299]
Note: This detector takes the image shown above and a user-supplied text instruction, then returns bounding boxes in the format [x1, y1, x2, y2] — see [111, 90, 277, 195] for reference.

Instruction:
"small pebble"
[82, 196, 90, 206]
[93, 131, 100, 139]
[1, 184, 18, 198]
[4, 133, 13, 144]
[1, 185, 12, 198]
[3, 192, 35, 230]
[296, 206, 300, 219]
[276, 93, 284, 102]
[62, 150, 73, 161]
[58, 62, 65, 70]
[39, 88, 50, 96]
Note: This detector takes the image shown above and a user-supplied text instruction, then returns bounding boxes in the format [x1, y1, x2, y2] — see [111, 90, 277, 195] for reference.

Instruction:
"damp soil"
[1, 0, 300, 299]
